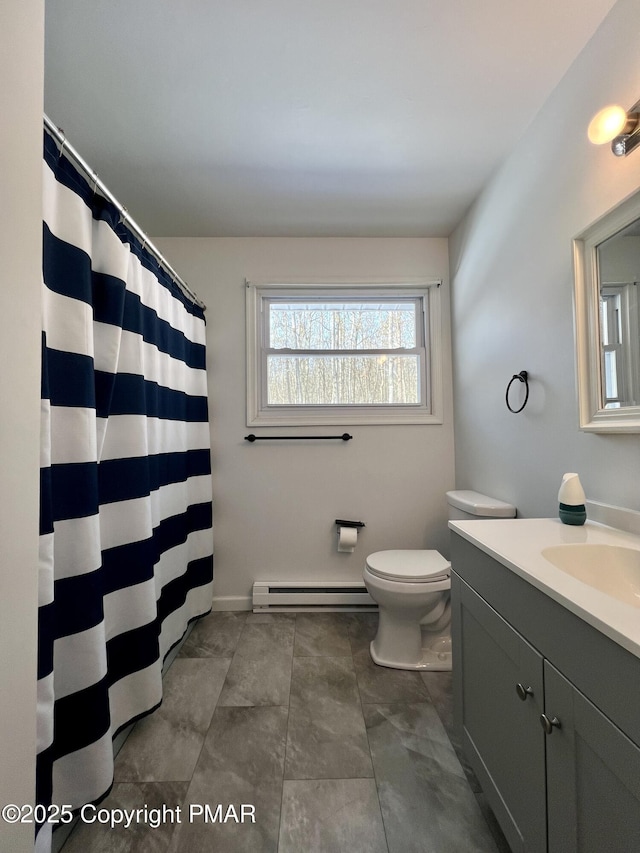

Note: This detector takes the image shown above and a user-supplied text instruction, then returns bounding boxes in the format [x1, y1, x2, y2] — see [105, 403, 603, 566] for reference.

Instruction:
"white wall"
[0, 1, 44, 850]
[449, 0, 640, 518]
[155, 238, 455, 607]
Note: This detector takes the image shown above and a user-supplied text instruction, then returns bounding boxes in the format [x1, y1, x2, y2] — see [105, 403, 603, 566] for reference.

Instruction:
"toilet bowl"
[364, 550, 452, 670]
[363, 490, 516, 671]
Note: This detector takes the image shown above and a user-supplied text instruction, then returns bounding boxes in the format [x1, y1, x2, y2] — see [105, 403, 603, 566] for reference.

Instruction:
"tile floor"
[60, 611, 511, 853]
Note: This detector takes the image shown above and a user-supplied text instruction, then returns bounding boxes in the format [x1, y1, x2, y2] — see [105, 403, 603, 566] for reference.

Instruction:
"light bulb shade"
[558, 473, 586, 506]
[587, 105, 629, 144]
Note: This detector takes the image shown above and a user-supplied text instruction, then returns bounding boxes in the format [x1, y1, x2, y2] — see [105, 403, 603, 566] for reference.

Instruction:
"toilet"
[363, 490, 516, 671]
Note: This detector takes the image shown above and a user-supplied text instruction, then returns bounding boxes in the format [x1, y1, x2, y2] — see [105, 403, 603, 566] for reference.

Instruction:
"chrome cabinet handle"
[540, 714, 561, 734]
[516, 683, 533, 701]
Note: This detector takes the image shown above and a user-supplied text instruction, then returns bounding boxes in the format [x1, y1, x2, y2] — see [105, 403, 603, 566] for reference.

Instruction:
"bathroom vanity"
[449, 517, 640, 853]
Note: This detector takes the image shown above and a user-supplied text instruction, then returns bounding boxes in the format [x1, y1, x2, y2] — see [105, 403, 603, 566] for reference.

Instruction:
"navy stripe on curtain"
[36, 130, 213, 853]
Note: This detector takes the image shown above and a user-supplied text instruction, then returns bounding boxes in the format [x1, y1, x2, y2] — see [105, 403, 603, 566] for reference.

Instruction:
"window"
[600, 284, 640, 409]
[246, 281, 443, 425]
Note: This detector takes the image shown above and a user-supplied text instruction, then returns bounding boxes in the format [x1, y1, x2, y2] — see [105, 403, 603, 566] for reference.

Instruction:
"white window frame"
[246, 279, 444, 426]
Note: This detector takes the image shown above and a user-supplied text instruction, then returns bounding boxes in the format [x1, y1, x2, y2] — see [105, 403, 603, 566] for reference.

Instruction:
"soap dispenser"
[558, 473, 586, 526]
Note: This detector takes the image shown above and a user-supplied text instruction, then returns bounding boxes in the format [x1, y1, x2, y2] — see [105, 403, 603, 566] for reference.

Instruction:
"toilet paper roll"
[337, 526, 358, 553]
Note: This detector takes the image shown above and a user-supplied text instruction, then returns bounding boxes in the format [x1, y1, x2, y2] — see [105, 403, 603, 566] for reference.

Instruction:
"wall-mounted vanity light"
[587, 99, 640, 156]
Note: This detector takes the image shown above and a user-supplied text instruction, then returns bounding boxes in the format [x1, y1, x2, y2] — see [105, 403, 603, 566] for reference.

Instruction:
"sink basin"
[542, 544, 640, 608]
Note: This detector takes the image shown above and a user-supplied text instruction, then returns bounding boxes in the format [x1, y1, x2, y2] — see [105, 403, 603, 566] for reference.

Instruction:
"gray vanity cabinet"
[450, 532, 640, 853]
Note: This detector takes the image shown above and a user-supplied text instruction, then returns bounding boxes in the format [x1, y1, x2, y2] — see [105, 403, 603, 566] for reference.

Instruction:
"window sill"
[247, 408, 443, 427]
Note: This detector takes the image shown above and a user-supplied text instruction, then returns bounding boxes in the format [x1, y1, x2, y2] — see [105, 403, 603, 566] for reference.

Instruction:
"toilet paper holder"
[335, 519, 366, 530]
[335, 519, 365, 553]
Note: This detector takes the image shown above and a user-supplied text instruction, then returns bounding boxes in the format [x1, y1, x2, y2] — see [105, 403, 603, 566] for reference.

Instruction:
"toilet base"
[369, 630, 452, 672]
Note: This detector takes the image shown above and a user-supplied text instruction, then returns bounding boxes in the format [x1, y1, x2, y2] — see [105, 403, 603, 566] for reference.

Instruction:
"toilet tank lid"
[446, 490, 516, 518]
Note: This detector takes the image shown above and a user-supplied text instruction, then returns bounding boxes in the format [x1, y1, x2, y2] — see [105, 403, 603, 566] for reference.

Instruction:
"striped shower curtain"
[36, 131, 213, 852]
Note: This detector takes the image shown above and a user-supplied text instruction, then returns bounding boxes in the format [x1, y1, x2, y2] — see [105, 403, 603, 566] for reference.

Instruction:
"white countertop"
[449, 517, 640, 660]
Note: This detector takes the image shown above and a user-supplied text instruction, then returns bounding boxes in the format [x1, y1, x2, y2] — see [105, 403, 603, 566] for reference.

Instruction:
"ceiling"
[44, 0, 617, 238]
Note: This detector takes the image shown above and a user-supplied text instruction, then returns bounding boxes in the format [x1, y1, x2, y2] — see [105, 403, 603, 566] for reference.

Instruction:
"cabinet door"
[544, 661, 640, 853]
[452, 576, 546, 853]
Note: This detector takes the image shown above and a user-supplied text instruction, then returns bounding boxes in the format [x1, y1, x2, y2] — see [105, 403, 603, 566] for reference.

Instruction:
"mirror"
[573, 188, 640, 432]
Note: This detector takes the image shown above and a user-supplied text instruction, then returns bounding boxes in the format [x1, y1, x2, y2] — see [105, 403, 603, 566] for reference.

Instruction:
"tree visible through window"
[267, 301, 420, 405]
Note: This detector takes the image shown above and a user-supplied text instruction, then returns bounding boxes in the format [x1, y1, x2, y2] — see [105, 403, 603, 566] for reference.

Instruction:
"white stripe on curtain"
[48, 409, 210, 463]
[36, 129, 213, 852]
[98, 417, 211, 459]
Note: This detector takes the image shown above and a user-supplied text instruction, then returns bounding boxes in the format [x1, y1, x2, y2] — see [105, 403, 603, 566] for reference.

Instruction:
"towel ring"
[506, 371, 529, 413]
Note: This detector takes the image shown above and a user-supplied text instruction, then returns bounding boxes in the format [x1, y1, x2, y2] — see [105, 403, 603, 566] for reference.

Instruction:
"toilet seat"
[365, 549, 450, 583]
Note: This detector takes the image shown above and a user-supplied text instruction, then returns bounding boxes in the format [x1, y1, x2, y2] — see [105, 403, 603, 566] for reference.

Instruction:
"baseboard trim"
[211, 595, 252, 611]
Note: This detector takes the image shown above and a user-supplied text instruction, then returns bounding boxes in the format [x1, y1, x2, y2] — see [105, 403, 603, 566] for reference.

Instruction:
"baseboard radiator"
[252, 580, 377, 612]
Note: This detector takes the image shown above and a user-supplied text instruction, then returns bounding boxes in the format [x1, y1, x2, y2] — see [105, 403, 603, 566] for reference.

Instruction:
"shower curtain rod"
[43, 114, 206, 311]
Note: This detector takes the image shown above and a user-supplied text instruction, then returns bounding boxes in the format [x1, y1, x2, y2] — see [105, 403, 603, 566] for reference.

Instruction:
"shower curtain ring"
[91, 171, 99, 196]
[57, 128, 67, 160]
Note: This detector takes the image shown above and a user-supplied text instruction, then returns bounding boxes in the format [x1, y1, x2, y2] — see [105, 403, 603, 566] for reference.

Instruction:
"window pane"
[269, 302, 417, 350]
[267, 354, 421, 405]
[604, 349, 619, 400]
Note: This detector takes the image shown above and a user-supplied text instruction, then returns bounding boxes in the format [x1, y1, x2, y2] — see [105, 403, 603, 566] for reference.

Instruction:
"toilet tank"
[446, 490, 516, 521]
